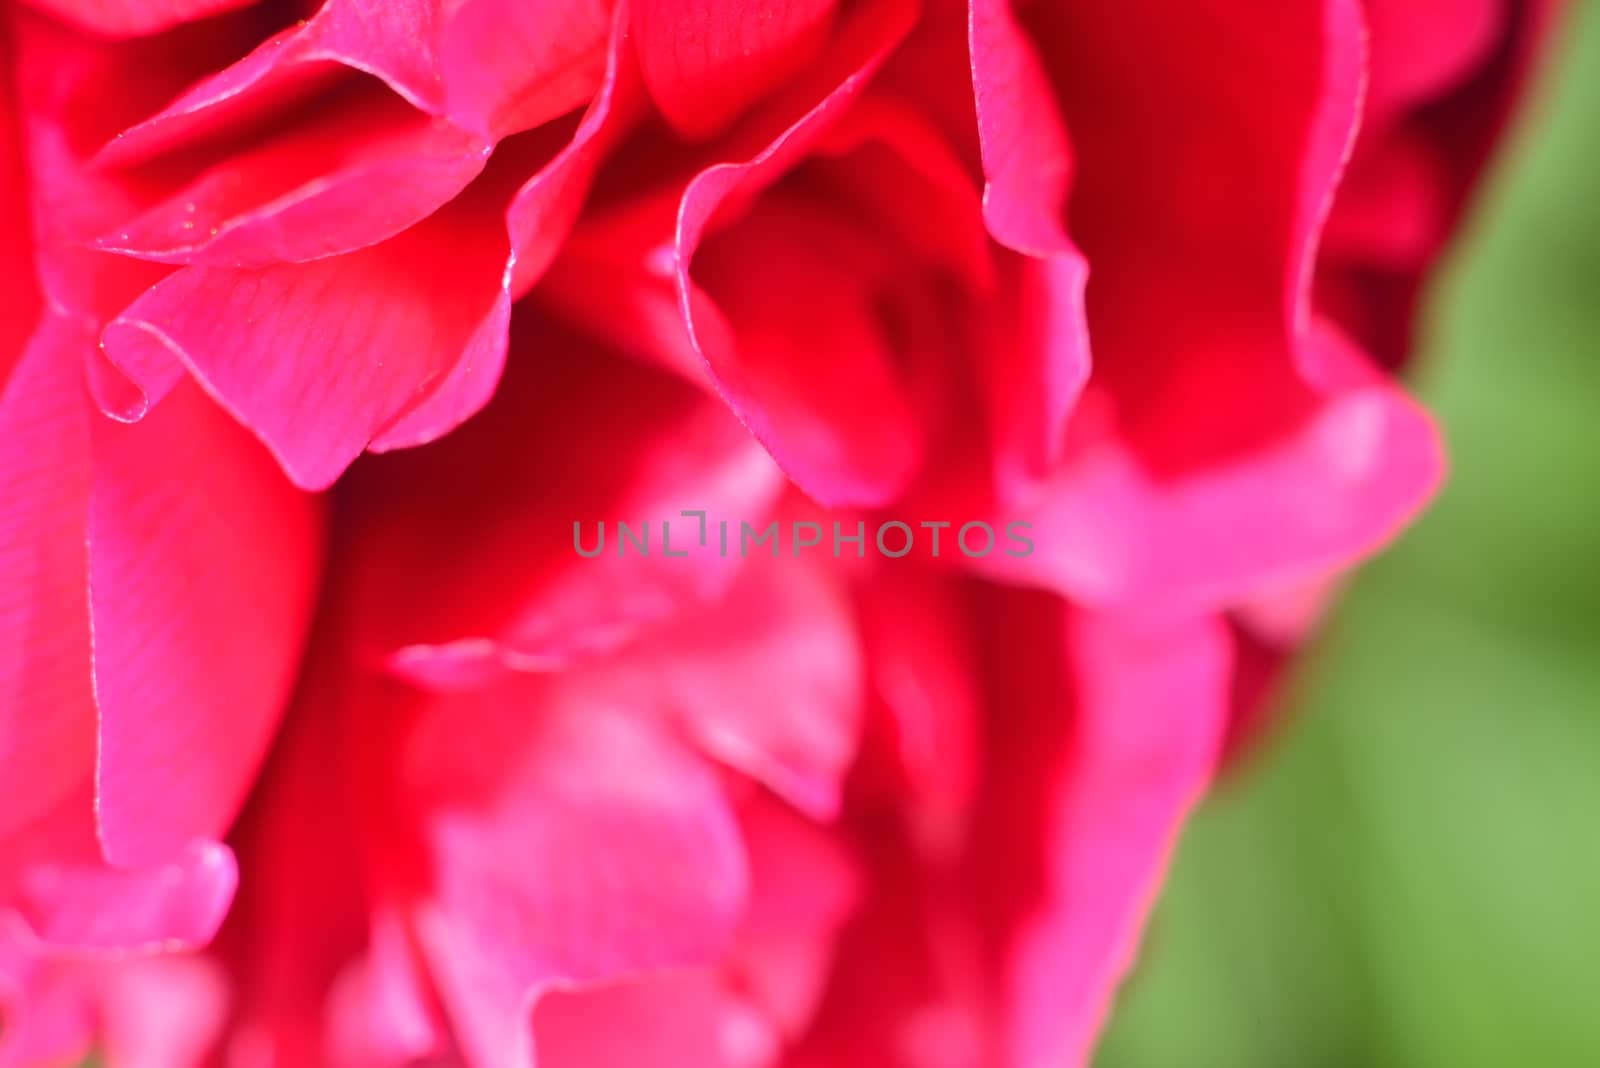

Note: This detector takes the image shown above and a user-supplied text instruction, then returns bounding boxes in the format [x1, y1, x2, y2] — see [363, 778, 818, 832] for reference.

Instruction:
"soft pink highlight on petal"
[101, 194, 509, 489]
[393, 689, 748, 1068]
[442, 0, 615, 139]
[0, 318, 96, 844]
[89, 379, 322, 868]
[1001, 608, 1231, 1068]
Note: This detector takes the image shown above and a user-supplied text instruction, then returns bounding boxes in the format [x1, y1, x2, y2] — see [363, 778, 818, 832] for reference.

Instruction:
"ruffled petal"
[94, 87, 492, 268]
[441, 0, 614, 138]
[966, 0, 1090, 491]
[668, 0, 922, 506]
[100, 186, 510, 489]
[391, 684, 748, 1068]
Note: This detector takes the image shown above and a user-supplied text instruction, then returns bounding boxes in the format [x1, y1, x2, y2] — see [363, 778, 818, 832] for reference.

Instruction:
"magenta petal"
[966, 0, 1091, 491]
[90, 0, 447, 153]
[534, 969, 777, 1068]
[16, 0, 253, 38]
[14, 839, 237, 954]
[635, 0, 840, 138]
[396, 689, 747, 1068]
[0, 317, 97, 844]
[987, 324, 1444, 609]
[1364, 0, 1506, 118]
[672, 0, 922, 508]
[441, 0, 614, 138]
[89, 379, 322, 868]
[101, 202, 509, 489]
[556, 558, 865, 820]
[0, 920, 94, 1068]
[96, 92, 492, 268]
[94, 956, 230, 1068]
[504, 2, 644, 297]
[989, 605, 1232, 1068]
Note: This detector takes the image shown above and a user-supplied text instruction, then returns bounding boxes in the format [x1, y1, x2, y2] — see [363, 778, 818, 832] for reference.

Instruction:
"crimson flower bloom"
[0, 0, 1556, 1066]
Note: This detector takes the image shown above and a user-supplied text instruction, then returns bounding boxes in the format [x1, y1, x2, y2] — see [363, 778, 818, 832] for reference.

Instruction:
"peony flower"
[0, 0, 1556, 1066]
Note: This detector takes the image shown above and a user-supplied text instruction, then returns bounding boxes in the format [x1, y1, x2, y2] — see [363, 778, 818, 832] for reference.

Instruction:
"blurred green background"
[1095, 5, 1600, 1067]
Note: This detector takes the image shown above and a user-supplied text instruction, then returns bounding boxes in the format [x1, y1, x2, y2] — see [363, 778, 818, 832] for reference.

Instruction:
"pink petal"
[729, 794, 860, 1035]
[1364, 0, 1507, 119]
[16, 0, 254, 38]
[968, 594, 1232, 1068]
[984, 322, 1444, 608]
[89, 378, 323, 868]
[669, 0, 922, 507]
[0, 918, 94, 1068]
[100, 187, 511, 489]
[95, 86, 492, 268]
[504, 1, 646, 297]
[13, 838, 238, 954]
[0, 322, 240, 958]
[684, 192, 923, 508]
[965, 0, 1091, 493]
[635, 0, 840, 138]
[392, 685, 748, 1068]
[95, 955, 230, 1068]
[534, 971, 778, 1068]
[441, 0, 614, 139]
[90, 0, 449, 152]
[0, 317, 97, 845]
[552, 555, 865, 820]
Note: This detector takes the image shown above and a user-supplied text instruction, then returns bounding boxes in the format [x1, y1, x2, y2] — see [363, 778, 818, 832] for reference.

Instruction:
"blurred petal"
[970, 596, 1232, 1068]
[347, 315, 785, 681]
[967, 0, 1090, 490]
[17, 0, 254, 38]
[392, 686, 748, 1068]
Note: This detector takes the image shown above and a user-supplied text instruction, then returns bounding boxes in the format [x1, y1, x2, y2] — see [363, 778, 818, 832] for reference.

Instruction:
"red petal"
[344, 315, 785, 679]
[96, 87, 491, 268]
[17, 0, 254, 38]
[634, 0, 840, 138]
[442, 0, 614, 138]
[669, 0, 922, 506]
